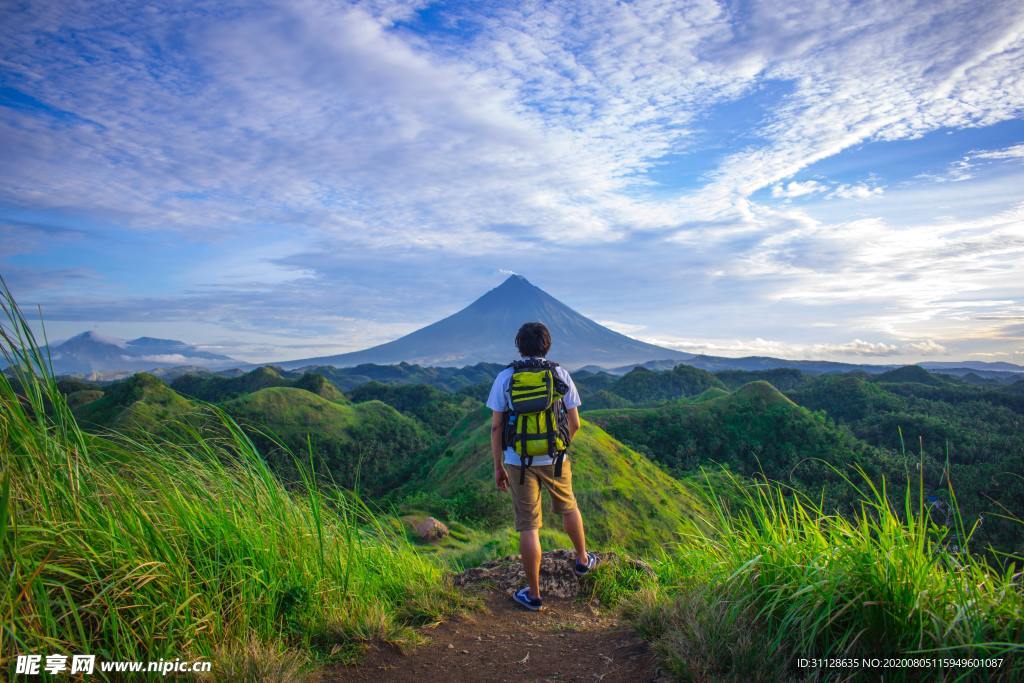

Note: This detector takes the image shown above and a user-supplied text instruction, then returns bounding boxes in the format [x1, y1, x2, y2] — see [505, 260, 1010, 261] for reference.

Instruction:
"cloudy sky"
[2, 0, 1023, 364]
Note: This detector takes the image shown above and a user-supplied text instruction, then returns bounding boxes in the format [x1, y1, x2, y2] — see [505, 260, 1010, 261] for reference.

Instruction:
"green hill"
[714, 367, 805, 391]
[292, 372, 349, 403]
[587, 381, 904, 510]
[347, 381, 477, 436]
[303, 361, 505, 392]
[66, 388, 104, 409]
[406, 407, 706, 553]
[74, 372, 196, 432]
[788, 372, 1024, 555]
[610, 364, 724, 403]
[220, 387, 431, 496]
[872, 364, 944, 386]
[785, 373, 900, 422]
[172, 365, 351, 404]
[171, 365, 297, 401]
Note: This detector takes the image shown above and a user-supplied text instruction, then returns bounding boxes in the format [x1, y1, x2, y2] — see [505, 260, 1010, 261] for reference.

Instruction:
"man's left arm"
[561, 369, 582, 440]
[566, 407, 580, 440]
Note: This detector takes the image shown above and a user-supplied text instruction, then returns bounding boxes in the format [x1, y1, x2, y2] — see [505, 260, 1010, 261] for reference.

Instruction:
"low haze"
[2, 0, 1023, 364]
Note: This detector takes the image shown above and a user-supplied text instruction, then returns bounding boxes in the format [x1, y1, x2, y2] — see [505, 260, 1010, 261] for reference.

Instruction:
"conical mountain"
[279, 275, 691, 369]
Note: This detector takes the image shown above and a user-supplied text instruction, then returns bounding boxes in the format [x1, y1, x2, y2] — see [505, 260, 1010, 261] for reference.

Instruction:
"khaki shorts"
[507, 459, 577, 532]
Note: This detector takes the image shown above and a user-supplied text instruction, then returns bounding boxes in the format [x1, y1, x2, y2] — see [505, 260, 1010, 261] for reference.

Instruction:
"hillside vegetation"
[587, 381, 907, 512]
[789, 372, 1024, 555]
[172, 366, 349, 403]
[582, 363, 1024, 557]
[405, 407, 707, 554]
[74, 371, 197, 432]
[221, 387, 433, 496]
[0, 291, 466, 680]
[347, 380, 477, 436]
[617, 471, 1024, 681]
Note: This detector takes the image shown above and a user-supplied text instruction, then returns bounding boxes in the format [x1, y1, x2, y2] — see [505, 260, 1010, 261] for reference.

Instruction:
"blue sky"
[2, 0, 1023, 364]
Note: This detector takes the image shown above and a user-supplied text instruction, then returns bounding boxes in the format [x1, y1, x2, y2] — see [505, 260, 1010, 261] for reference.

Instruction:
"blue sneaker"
[512, 586, 543, 611]
[574, 552, 598, 576]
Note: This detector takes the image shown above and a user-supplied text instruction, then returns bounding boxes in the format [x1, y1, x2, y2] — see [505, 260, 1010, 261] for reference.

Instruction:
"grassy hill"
[172, 365, 349, 403]
[301, 361, 505, 392]
[347, 381, 478, 436]
[221, 387, 432, 496]
[293, 372, 349, 402]
[3, 337, 462, 680]
[612, 364, 724, 403]
[586, 381, 906, 511]
[73, 372, 197, 432]
[788, 371, 1024, 555]
[404, 407, 707, 554]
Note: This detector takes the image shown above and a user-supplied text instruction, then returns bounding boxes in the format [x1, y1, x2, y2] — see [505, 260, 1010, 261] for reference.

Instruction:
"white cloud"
[771, 180, 826, 198]
[972, 143, 1024, 160]
[641, 334, 947, 360]
[829, 183, 885, 199]
[3, 0, 1022, 245]
[770, 179, 885, 200]
[131, 353, 191, 364]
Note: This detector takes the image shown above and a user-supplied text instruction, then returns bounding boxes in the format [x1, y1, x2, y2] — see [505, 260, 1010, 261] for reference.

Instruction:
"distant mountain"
[919, 360, 1024, 373]
[605, 355, 1024, 378]
[278, 275, 693, 370]
[39, 331, 241, 376]
[628, 354, 896, 375]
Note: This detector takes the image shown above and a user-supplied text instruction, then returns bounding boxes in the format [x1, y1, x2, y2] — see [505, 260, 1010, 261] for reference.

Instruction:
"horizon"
[3, 1, 1024, 365]
[38, 275, 1024, 370]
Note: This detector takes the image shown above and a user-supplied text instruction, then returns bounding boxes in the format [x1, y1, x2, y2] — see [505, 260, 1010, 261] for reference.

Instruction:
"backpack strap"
[517, 413, 531, 485]
[553, 450, 565, 478]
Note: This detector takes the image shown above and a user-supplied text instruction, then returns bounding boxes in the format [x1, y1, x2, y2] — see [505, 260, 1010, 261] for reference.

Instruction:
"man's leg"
[520, 528, 542, 600]
[561, 508, 588, 563]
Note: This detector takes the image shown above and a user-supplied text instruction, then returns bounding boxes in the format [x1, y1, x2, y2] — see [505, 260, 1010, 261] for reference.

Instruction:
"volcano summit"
[279, 275, 690, 370]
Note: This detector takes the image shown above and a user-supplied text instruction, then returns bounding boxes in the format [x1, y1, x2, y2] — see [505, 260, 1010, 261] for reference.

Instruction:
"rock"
[402, 515, 450, 541]
[454, 550, 618, 599]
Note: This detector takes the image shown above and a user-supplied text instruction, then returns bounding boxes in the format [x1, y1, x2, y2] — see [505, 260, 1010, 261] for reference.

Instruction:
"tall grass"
[623, 468, 1023, 682]
[0, 282, 464, 680]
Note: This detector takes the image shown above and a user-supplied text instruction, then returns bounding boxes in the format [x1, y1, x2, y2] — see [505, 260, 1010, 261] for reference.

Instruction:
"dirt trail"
[331, 593, 661, 682]
[328, 551, 666, 682]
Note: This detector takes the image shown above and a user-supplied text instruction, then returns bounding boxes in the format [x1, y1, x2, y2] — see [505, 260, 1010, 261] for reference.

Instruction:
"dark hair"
[515, 322, 551, 357]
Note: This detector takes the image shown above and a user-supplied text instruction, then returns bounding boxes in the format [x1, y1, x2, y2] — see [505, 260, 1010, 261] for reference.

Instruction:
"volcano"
[278, 275, 691, 369]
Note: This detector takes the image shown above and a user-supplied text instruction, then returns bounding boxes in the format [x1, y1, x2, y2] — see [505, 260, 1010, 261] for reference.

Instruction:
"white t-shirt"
[485, 358, 582, 466]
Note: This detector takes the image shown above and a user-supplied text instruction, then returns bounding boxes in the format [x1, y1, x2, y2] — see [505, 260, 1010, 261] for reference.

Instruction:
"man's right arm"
[491, 411, 509, 490]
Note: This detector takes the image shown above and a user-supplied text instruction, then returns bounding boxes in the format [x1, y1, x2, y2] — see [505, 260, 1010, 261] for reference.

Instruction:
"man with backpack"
[486, 322, 597, 611]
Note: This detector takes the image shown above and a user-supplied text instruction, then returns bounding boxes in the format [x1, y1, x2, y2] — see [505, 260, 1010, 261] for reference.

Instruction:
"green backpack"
[501, 358, 572, 484]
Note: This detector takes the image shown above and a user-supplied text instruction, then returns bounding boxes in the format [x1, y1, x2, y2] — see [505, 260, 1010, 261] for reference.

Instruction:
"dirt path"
[330, 592, 662, 682]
